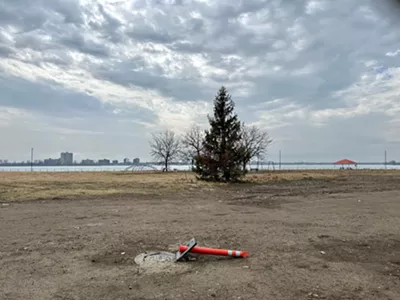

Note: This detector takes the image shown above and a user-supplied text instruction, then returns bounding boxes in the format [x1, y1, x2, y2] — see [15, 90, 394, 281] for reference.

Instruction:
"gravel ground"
[0, 172, 399, 299]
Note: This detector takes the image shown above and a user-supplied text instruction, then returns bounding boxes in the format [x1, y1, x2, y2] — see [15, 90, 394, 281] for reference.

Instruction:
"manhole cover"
[134, 251, 192, 275]
[134, 251, 176, 266]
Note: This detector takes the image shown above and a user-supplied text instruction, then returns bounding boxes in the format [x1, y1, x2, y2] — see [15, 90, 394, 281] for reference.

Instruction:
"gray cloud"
[272, 112, 393, 162]
[60, 31, 110, 57]
[0, 74, 158, 123]
[0, 0, 399, 162]
[0, 75, 103, 116]
[0, 45, 13, 56]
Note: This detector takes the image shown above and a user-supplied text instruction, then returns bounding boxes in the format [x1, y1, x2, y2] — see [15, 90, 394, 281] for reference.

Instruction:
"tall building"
[81, 159, 95, 165]
[44, 158, 60, 166]
[98, 159, 110, 165]
[60, 152, 73, 165]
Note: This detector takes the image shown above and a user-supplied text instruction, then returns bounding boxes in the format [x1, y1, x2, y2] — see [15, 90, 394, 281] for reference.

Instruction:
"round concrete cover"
[134, 251, 176, 266]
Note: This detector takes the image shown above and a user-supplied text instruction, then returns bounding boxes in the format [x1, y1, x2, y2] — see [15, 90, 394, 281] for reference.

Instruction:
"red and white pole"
[179, 245, 249, 258]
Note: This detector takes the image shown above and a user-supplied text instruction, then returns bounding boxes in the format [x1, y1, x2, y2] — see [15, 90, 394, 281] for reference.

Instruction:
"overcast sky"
[1, 0, 399, 163]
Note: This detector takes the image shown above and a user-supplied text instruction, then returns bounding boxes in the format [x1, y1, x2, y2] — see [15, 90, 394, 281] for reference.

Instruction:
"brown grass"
[0, 169, 398, 202]
[248, 168, 400, 183]
[0, 171, 201, 202]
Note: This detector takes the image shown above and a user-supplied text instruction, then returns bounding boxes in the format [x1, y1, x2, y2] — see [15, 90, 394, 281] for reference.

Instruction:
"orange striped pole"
[179, 245, 249, 258]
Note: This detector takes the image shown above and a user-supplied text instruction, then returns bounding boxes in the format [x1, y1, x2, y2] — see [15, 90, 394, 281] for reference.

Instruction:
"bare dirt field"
[1, 170, 400, 300]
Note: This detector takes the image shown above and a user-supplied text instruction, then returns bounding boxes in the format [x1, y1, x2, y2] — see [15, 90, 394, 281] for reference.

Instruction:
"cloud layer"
[0, 0, 399, 162]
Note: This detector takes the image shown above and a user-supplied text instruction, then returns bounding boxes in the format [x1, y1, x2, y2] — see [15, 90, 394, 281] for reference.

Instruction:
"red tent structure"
[334, 159, 357, 169]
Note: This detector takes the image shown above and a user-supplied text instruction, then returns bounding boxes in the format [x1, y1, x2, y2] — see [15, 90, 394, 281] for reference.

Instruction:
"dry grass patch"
[246, 170, 340, 183]
[1, 169, 399, 202]
[0, 171, 204, 202]
[246, 169, 400, 184]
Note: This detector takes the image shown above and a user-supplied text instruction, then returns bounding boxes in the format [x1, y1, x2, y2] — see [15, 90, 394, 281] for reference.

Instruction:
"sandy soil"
[0, 170, 400, 299]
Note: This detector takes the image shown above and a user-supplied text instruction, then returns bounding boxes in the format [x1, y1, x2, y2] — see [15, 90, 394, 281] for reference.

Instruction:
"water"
[0, 164, 398, 172]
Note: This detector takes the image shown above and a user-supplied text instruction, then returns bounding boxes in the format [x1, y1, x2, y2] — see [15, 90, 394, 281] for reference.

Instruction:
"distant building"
[44, 158, 60, 166]
[133, 158, 140, 164]
[98, 159, 110, 165]
[112, 160, 119, 165]
[123, 158, 130, 164]
[60, 152, 73, 165]
[81, 159, 95, 165]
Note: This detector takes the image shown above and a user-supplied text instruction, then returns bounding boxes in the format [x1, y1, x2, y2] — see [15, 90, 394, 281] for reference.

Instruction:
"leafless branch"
[181, 125, 205, 160]
[149, 130, 181, 171]
[240, 124, 272, 169]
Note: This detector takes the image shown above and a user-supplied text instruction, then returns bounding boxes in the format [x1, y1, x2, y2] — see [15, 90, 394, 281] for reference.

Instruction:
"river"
[0, 164, 398, 172]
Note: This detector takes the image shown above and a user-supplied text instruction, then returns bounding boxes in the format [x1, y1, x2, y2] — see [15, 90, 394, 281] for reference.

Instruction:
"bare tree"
[182, 125, 204, 160]
[181, 125, 205, 172]
[239, 124, 272, 171]
[149, 130, 181, 172]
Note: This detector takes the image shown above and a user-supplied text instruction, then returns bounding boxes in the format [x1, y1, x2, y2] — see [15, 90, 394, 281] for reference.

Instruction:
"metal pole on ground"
[279, 149, 281, 170]
[30, 148, 34, 172]
[385, 150, 387, 169]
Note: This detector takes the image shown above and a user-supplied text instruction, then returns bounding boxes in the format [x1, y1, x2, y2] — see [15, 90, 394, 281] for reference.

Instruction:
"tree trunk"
[194, 150, 201, 172]
[223, 170, 230, 182]
[164, 158, 168, 172]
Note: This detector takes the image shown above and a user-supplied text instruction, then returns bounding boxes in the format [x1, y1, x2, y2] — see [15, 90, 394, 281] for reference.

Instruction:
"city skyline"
[0, 1, 399, 162]
[0, 150, 144, 164]
[1, 143, 399, 165]
[0, 150, 397, 165]
[4, 151, 142, 165]
[1, 145, 398, 163]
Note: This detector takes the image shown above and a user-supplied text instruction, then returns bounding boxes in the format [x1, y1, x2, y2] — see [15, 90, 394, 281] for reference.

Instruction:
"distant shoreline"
[0, 163, 399, 172]
[0, 162, 398, 167]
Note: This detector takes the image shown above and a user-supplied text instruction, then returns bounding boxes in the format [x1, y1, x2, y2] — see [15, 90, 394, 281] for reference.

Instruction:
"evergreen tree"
[196, 86, 243, 181]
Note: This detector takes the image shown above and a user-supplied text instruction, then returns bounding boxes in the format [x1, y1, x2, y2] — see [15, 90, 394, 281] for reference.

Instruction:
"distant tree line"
[149, 86, 272, 182]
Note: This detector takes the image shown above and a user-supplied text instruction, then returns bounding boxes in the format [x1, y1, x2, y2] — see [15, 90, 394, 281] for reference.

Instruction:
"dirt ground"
[1, 170, 400, 300]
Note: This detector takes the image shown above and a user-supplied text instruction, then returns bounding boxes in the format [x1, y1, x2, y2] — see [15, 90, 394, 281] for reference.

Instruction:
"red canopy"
[334, 159, 357, 165]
